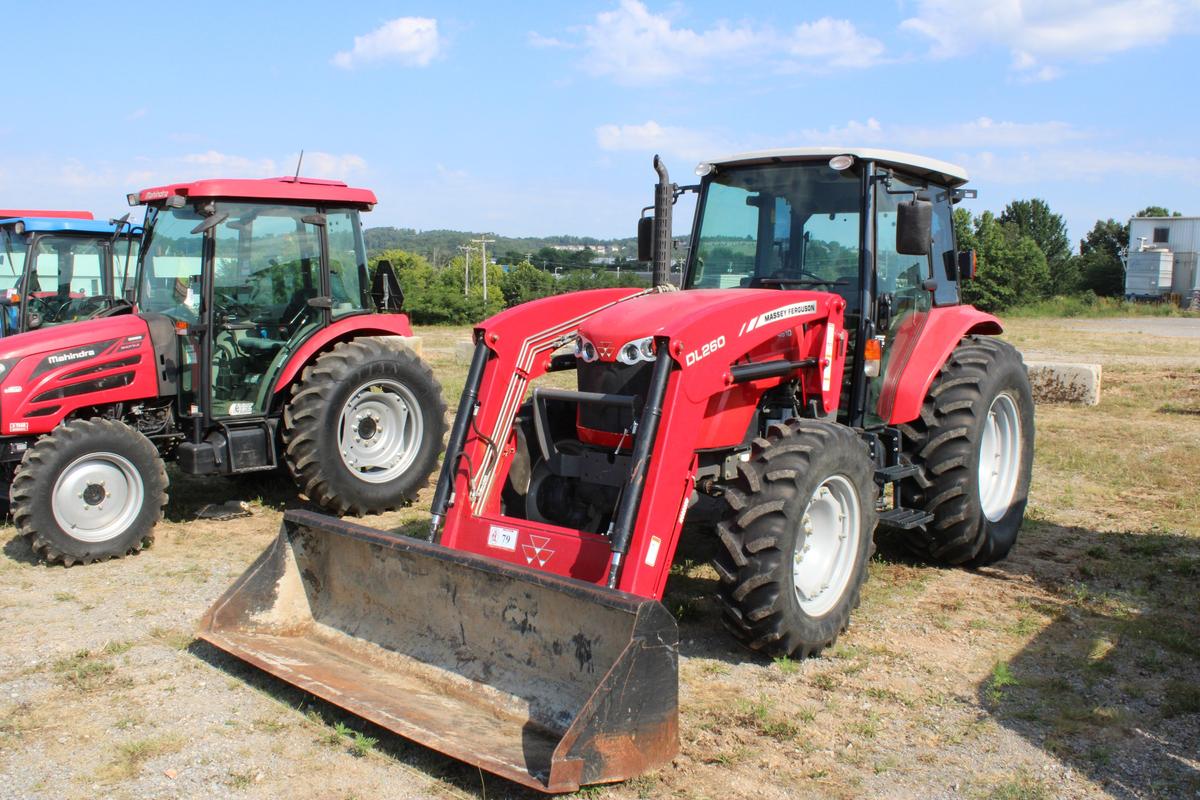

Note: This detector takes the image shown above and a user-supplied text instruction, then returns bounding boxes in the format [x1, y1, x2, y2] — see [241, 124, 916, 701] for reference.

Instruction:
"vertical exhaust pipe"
[652, 155, 673, 287]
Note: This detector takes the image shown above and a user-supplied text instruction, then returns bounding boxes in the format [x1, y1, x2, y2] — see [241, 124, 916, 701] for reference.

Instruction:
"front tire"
[283, 337, 446, 516]
[11, 418, 167, 566]
[714, 420, 877, 658]
[899, 336, 1034, 566]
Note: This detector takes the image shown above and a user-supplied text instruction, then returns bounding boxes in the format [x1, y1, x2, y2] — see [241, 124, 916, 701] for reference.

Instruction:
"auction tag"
[487, 525, 518, 552]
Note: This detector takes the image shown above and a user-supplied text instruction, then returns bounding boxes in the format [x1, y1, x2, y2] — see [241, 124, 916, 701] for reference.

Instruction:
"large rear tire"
[283, 337, 446, 516]
[11, 418, 167, 566]
[714, 420, 877, 658]
[899, 336, 1034, 566]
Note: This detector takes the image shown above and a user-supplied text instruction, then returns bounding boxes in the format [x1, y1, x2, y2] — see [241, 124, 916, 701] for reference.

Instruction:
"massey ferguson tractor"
[0, 210, 140, 335]
[200, 150, 1033, 792]
[0, 177, 445, 565]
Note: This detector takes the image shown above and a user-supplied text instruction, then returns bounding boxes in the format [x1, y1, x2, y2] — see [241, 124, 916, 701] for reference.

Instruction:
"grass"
[986, 661, 1019, 704]
[99, 735, 184, 782]
[53, 649, 116, 692]
[1005, 294, 1196, 319]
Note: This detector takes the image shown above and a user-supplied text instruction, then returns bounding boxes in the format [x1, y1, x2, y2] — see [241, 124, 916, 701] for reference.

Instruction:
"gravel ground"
[0, 322, 1196, 800]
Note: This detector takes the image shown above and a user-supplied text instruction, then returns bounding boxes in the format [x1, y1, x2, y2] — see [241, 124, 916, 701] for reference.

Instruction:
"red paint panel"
[0, 315, 158, 435]
[883, 305, 1003, 425]
[272, 314, 415, 395]
[137, 177, 377, 208]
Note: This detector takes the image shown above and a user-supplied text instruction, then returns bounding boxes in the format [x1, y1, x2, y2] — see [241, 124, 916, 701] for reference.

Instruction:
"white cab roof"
[703, 147, 969, 187]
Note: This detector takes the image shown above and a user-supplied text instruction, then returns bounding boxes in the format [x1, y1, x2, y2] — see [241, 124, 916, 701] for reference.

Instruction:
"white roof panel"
[702, 147, 969, 187]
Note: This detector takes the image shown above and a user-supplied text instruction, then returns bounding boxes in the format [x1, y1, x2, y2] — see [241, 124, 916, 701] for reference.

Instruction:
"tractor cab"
[131, 177, 378, 423]
[668, 148, 974, 427]
[0, 212, 140, 336]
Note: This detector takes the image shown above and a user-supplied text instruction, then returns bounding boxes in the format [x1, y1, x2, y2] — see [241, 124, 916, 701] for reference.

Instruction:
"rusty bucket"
[198, 510, 678, 793]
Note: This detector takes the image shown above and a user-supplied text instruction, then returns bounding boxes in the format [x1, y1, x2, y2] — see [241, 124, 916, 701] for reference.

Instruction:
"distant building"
[1125, 216, 1200, 307]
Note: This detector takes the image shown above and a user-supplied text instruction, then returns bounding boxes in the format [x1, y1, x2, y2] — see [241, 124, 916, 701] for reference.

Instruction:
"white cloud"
[528, 31, 572, 49]
[182, 150, 277, 176]
[902, 0, 1197, 78]
[786, 18, 886, 70]
[296, 152, 368, 179]
[798, 117, 1089, 150]
[960, 148, 1200, 185]
[595, 121, 735, 161]
[332, 17, 441, 69]
[577, 1, 881, 85]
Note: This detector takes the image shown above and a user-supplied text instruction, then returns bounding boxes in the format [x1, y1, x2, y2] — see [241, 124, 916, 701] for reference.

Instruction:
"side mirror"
[957, 250, 977, 281]
[637, 216, 653, 262]
[896, 200, 932, 256]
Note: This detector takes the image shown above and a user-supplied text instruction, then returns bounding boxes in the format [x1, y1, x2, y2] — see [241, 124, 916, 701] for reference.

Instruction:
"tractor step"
[877, 507, 934, 530]
[875, 463, 920, 483]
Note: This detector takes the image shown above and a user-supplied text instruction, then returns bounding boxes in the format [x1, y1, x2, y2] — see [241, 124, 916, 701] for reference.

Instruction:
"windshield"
[685, 162, 862, 308]
[139, 206, 205, 320]
[0, 230, 28, 292]
[28, 235, 106, 297]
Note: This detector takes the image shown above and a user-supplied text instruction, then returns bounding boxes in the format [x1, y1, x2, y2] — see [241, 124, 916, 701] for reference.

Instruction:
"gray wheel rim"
[792, 475, 861, 617]
[978, 392, 1022, 522]
[51, 452, 144, 543]
[338, 378, 424, 484]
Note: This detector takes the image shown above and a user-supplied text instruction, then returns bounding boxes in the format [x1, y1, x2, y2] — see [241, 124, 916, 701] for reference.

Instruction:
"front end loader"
[202, 150, 1034, 792]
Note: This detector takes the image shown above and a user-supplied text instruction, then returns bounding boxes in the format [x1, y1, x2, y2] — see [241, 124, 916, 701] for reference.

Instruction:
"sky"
[1, 1, 1197, 246]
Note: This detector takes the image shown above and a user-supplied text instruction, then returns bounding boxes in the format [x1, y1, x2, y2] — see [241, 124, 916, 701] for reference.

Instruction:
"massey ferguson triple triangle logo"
[522, 535, 555, 567]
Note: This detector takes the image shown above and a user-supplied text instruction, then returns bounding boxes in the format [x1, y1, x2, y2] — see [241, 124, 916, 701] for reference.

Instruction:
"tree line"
[954, 201, 1182, 311]
[368, 248, 647, 325]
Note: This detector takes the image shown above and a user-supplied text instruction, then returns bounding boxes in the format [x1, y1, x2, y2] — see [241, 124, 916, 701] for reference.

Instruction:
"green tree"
[1135, 206, 1182, 218]
[1077, 218, 1128, 297]
[499, 260, 555, 306]
[959, 212, 1049, 311]
[998, 198, 1075, 294]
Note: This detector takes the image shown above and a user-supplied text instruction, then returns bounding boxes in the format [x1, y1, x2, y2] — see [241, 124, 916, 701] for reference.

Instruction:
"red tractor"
[1, 177, 445, 565]
[201, 150, 1033, 791]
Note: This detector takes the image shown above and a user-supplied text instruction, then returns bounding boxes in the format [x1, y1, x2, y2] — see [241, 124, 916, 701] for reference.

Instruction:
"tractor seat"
[238, 336, 287, 354]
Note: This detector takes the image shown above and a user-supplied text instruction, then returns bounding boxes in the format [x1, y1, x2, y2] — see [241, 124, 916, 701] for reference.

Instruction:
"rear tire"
[11, 418, 167, 566]
[283, 337, 446, 516]
[899, 336, 1034, 566]
[714, 420, 877, 658]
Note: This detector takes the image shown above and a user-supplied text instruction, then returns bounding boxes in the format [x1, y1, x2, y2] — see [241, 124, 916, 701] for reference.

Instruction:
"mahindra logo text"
[48, 348, 96, 365]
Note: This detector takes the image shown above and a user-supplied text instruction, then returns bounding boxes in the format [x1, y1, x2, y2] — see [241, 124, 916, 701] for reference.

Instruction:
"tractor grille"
[576, 360, 651, 434]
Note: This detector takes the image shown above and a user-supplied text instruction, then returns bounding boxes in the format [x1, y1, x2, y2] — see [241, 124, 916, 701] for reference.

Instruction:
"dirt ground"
[1, 318, 1197, 800]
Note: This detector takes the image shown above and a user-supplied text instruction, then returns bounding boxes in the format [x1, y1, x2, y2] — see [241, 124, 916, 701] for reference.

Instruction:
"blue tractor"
[0, 211, 140, 335]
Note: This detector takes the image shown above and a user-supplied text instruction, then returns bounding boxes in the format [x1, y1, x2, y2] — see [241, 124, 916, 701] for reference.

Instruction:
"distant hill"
[364, 227, 639, 266]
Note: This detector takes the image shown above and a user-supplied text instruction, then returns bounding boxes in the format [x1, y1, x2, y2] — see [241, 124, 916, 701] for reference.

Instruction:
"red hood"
[0, 314, 148, 363]
[578, 288, 836, 362]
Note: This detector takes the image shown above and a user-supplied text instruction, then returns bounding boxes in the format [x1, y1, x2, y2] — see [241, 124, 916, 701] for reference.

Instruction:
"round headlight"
[582, 341, 597, 362]
[618, 343, 641, 365]
[639, 338, 656, 360]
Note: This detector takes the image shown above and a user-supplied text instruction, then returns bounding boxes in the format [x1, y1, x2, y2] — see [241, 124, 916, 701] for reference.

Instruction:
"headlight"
[616, 336, 656, 365]
[575, 335, 598, 363]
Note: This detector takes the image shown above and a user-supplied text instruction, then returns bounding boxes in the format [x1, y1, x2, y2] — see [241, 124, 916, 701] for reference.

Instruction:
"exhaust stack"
[652, 155, 674, 287]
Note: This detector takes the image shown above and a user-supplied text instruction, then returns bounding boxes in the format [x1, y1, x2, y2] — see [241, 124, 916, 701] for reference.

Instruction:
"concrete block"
[455, 339, 475, 363]
[377, 334, 423, 357]
[1026, 362, 1101, 405]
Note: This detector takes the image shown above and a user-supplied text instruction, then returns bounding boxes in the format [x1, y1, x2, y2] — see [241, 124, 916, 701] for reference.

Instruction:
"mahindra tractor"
[0, 210, 140, 335]
[0, 177, 445, 565]
[200, 150, 1033, 792]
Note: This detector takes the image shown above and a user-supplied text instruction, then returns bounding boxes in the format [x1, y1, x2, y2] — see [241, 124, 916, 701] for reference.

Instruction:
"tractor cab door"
[865, 172, 958, 425]
[207, 205, 326, 419]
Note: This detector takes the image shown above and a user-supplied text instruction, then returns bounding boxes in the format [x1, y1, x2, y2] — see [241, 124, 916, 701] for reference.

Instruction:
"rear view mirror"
[637, 217, 653, 262]
[957, 250, 977, 281]
[896, 200, 931, 256]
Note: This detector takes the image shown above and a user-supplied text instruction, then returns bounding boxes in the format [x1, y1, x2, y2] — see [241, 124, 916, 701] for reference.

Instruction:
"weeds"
[99, 735, 184, 781]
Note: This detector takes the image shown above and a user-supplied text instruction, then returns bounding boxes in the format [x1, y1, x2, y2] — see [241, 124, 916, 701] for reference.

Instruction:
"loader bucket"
[198, 510, 679, 793]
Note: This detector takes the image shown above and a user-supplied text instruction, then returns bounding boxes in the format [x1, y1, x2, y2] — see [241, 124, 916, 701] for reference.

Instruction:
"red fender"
[272, 313, 415, 395]
[881, 305, 1003, 425]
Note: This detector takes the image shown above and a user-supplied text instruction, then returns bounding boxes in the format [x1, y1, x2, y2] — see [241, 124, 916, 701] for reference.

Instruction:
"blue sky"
[1, 1, 1197, 245]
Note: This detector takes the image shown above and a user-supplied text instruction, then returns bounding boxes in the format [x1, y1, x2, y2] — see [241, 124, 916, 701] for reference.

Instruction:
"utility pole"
[457, 245, 471, 296]
[472, 237, 495, 302]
